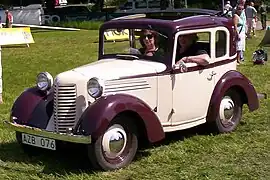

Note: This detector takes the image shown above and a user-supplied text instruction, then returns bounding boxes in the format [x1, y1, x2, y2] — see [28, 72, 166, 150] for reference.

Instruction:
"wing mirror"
[173, 61, 188, 72]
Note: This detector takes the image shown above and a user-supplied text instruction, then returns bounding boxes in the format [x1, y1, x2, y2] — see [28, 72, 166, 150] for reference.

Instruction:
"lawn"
[0, 28, 269, 180]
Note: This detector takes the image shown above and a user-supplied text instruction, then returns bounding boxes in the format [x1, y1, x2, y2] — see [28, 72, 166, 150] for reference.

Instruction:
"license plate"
[22, 133, 56, 150]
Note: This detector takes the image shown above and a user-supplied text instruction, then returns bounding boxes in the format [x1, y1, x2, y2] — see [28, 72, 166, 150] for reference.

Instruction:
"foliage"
[0, 29, 269, 179]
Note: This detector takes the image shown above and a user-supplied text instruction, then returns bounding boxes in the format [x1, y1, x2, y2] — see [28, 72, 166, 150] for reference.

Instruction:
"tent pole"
[0, 45, 2, 103]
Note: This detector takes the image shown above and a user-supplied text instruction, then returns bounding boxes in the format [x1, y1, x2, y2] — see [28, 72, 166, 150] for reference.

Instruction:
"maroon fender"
[11, 87, 53, 129]
[77, 94, 165, 143]
[207, 70, 259, 122]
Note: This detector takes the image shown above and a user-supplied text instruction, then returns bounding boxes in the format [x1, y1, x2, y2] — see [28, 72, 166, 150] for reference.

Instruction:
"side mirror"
[173, 61, 187, 72]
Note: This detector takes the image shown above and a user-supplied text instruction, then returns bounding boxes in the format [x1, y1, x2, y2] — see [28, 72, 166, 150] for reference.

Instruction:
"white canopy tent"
[259, 27, 270, 47]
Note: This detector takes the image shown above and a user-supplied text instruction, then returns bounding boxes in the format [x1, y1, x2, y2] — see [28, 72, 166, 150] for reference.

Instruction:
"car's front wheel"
[211, 89, 243, 133]
[87, 116, 138, 171]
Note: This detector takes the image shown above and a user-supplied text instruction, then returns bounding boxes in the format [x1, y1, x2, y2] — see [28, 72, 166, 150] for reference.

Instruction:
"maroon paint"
[117, 57, 236, 80]
[172, 58, 236, 74]
[78, 94, 165, 143]
[11, 87, 47, 124]
[99, 16, 233, 67]
[206, 70, 259, 122]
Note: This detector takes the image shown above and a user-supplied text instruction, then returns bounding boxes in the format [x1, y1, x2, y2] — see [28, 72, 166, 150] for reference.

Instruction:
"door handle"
[210, 71, 216, 76]
[207, 71, 216, 80]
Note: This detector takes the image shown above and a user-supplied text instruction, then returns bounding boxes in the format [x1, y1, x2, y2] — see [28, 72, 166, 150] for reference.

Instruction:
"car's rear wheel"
[87, 116, 138, 171]
[210, 89, 243, 133]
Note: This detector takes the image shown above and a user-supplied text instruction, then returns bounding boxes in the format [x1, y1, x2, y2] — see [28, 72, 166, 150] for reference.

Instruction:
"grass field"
[0, 29, 269, 180]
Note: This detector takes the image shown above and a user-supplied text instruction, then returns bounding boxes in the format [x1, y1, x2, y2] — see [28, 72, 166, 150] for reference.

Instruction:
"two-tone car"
[5, 12, 259, 171]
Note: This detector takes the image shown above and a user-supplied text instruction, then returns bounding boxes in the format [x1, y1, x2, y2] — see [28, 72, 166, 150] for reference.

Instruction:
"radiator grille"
[54, 84, 77, 133]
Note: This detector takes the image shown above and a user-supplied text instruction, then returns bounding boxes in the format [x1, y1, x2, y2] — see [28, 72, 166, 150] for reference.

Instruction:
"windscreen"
[102, 28, 168, 62]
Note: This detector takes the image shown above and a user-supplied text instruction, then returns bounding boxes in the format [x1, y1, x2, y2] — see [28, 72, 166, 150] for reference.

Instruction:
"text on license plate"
[22, 133, 56, 150]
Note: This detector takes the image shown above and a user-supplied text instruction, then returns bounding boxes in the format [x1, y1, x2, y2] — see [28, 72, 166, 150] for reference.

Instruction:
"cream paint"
[72, 59, 167, 80]
[46, 26, 237, 133]
[156, 74, 173, 125]
[46, 71, 90, 132]
[165, 26, 236, 130]
[105, 76, 158, 110]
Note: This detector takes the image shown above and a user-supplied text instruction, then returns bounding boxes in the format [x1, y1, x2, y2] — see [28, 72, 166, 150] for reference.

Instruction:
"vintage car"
[5, 12, 260, 171]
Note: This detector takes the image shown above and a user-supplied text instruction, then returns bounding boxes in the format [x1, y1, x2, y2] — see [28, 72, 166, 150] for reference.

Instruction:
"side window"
[196, 32, 211, 56]
[175, 31, 211, 63]
[215, 30, 227, 58]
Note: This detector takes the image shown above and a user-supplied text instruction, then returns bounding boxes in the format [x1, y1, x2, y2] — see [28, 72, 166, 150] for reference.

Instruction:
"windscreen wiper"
[116, 54, 140, 60]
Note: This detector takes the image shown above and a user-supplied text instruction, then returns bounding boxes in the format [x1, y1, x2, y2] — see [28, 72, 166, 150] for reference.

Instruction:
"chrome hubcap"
[102, 125, 127, 159]
[219, 96, 235, 126]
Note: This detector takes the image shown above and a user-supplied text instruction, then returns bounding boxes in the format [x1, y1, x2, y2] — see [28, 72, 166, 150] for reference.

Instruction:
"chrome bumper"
[257, 93, 267, 100]
[4, 121, 91, 144]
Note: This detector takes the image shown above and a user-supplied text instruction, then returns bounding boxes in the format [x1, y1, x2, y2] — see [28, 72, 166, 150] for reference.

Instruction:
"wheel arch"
[207, 70, 259, 122]
[77, 94, 165, 143]
[110, 110, 149, 145]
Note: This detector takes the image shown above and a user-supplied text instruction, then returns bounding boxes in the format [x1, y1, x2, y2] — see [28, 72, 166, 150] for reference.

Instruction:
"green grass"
[49, 21, 103, 30]
[0, 29, 269, 180]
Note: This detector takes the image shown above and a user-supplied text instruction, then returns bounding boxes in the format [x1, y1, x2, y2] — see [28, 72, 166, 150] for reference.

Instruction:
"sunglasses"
[143, 34, 154, 39]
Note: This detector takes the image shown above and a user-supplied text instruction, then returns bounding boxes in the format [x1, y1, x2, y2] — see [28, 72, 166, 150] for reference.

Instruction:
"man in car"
[175, 33, 210, 66]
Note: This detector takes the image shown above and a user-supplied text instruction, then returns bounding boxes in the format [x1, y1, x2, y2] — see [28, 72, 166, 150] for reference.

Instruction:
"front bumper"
[4, 121, 91, 144]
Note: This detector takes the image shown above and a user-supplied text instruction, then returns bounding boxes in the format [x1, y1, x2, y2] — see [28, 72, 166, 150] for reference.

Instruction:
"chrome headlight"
[87, 77, 103, 98]
[36, 72, 53, 91]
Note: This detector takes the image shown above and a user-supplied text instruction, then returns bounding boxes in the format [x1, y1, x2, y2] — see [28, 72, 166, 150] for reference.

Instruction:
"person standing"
[233, 5, 246, 65]
[246, 2, 257, 37]
[0, 16, 2, 28]
[5, 10, 13, 28]
[259, 1, 267, 30]
[224, 1, 233, 17]
[237, 0, 247, 62]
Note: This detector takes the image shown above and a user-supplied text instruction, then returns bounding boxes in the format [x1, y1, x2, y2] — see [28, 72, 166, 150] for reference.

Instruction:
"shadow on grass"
[0, 140, 151, 176]
[148, 121, 246, 148]
[0, 121, 247, 176]
[2, 45, 30, 49]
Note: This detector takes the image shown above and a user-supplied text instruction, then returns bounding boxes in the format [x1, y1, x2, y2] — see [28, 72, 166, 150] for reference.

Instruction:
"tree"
[91, 0, 105, 12]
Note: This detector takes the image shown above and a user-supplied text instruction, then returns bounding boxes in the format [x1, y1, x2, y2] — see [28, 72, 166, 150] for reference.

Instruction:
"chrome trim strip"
[4, 121, 91, 144]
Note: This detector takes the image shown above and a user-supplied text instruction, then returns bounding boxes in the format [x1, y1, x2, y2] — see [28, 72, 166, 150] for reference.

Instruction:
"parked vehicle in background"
[43, 4, 92, 23]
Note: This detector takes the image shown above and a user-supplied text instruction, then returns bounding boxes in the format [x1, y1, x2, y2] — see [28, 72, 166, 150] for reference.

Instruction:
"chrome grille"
[54, 84, 77, 133]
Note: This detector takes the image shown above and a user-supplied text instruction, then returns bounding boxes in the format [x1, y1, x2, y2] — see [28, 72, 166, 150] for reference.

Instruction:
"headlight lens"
[87, 77, 103, 98]
[36, 72, 53, 91]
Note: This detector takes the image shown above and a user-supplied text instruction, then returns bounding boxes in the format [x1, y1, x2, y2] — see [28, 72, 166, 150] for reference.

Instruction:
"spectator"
[246, 2, 257, 37]
[259, 1, 267, 30]
[233, 5, 246, 65]
[5, 10, 13, 28]
[0, 16, 2, 28]
[224, 1, 233, 17]
[233, 0, 247, 61]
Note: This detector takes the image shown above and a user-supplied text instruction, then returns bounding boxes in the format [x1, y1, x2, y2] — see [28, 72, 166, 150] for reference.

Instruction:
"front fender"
[77, 94, 165, 143]
[207, 70, 259, 122]
[11, 87, 53, 129]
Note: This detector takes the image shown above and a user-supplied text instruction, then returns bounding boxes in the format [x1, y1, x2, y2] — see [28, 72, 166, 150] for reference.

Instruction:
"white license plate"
[22, 133, 56, 150]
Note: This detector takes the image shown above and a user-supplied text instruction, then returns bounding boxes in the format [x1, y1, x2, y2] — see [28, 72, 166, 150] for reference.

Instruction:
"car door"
[171, 29, 216, 126]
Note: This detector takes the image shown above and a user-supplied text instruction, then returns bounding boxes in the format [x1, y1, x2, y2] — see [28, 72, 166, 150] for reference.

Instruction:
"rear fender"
[207, 70, 259, 122]
[76, 94, 165, 143]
